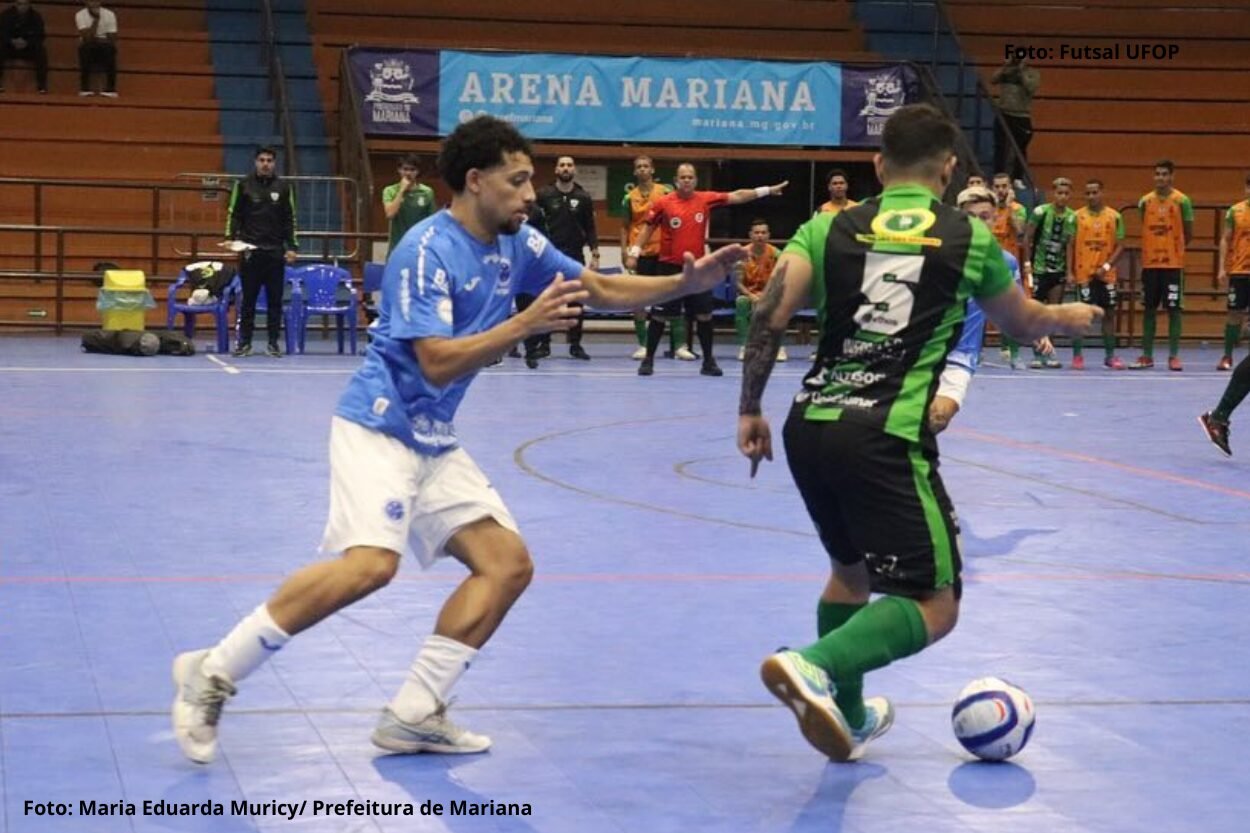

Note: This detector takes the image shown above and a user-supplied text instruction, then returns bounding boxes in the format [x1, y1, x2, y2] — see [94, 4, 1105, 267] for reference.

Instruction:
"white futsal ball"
[951, 677, 1035, 761]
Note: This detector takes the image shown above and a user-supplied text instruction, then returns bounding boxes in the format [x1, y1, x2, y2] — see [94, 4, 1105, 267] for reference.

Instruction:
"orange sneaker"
[1104, 356, 1126, 370]
[1218, 355, 1234, 371]
[1128, 356, 1154, 370]
[1168, 356, 1183, 372]
[1071, 355, 1085, 370]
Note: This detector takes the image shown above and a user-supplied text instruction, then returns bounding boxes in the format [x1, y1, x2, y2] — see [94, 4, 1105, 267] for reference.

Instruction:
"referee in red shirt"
[627, 163, 786, 376]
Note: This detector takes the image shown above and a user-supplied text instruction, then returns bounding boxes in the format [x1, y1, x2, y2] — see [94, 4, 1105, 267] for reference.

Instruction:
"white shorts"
[320, 416, 519, 568]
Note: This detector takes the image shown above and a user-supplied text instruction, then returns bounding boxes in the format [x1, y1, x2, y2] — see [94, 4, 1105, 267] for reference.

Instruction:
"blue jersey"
[950, 251, 1021, 373]
[337, 210, 583, 454]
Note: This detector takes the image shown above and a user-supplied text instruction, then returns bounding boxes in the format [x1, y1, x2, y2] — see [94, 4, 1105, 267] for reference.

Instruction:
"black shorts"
[651, 261, 715, 317]
[1142, 268, 1184, 311]
[783, 408, 962, 599]
[635, 255, 660, 276]
[1032, 272, 1066, 302]
[1077, 280, 1117, 310]
[1228, 275, 1250, 312]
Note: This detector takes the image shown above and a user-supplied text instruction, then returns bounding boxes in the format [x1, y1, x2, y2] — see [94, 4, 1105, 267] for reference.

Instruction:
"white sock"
[389, 635, 477, 723]
[202, 604, 291, 682]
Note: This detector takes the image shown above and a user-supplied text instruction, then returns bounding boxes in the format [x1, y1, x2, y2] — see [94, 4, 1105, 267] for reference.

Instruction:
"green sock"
[1103, 332, 1116, 358]
[670, 318, 687, 353]
[1072, 337, 1083, 358]
[734, 297, 752, 345]
[1168, 310, 1182, 357]
[799, 596, 929, 712]
[816, 600, 867, 728]
[1007, 338, 1019, 360]
[1225, 324, 1239, 357]
[634, 319, 648, 347]
[1142, 311, 1157, 358]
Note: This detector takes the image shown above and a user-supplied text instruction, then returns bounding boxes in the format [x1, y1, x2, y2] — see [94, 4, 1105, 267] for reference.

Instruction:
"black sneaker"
[534, 344, 551, 359]
[700, 361, 724, 377]
[507, 346, 521, 359]
[524, 356, 539, 369]
[231, 343, 252, 358]
[266, 343, 282, 358]
[569, 345, 591, 361]
[637, 360, 654, 376]
[1199, 412, 1232, 457]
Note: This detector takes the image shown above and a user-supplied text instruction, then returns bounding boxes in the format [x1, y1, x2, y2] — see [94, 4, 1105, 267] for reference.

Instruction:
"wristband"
[755, 186, 772, 198]
[626, 245, 641, 258]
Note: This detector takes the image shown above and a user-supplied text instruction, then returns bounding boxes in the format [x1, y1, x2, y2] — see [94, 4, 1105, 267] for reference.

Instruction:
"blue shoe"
[847, 696, 894, 760]
[760, 650, 854, 761]
[371, 703, 491, 755]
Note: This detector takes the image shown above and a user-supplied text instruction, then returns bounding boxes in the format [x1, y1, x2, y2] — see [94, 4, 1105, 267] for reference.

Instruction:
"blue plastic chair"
[234, 271, 301, 355]
[292, 264, 358, 355]
[166, 267, 238, 354]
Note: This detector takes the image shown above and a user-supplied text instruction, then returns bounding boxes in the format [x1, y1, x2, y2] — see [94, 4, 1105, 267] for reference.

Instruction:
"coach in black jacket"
[226, 146, 298, 357]
[533, 156, 598, 360]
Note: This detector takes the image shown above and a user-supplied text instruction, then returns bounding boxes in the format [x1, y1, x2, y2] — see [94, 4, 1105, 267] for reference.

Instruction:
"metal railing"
[0, 224, 387, 332]
[259, 0, 298, 176]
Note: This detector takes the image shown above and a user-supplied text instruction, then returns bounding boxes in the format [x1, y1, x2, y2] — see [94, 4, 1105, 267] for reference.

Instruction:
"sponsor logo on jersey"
[856, 208, 942, 247]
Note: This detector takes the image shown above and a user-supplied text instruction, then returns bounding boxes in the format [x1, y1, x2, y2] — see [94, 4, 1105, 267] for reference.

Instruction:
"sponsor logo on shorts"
[372, 397, 390, 416]
[385, 500, 405, 522]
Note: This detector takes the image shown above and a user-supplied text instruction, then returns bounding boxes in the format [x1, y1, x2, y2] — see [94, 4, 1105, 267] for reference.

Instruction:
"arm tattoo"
[738, 263, 789, 416]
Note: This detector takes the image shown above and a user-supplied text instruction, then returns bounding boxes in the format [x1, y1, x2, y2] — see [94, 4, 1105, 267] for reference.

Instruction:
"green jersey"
[383, 181, 436, 253]
[783, 183, 1014, 442]
[1030, 203, 1075, 274]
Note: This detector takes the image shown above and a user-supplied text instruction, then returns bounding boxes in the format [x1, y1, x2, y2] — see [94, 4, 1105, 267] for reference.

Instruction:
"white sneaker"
[847, 696, 894, 761]
[371, 703, 491, 754]
[737, 346, 746, 361]
[777, 347, 788, 362]
[760, 650, 854, 761]
[171, 650, 236, 764]
[100, 91, 119, 98]
[631, 346, 647, 360]
[674, 346, 698, 361]
[78, 90, 94, 96]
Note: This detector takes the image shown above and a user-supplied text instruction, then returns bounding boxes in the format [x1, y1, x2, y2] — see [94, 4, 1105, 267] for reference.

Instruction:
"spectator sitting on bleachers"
[75, 0, 117, 97]
[0, 0, 48, 93]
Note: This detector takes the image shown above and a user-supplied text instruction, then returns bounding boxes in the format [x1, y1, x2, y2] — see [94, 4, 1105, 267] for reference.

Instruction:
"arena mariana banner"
[347, 48, 919, 147]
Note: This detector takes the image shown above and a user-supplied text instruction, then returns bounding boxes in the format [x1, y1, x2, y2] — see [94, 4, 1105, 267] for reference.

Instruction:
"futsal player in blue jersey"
[170, 115, 746, 764]
[928, 185, 1051, 433]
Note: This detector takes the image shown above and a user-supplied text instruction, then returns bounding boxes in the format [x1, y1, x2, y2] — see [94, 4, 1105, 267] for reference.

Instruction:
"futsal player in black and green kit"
[1026, 177, 1075, 368]
[736, 104, 1100, 762]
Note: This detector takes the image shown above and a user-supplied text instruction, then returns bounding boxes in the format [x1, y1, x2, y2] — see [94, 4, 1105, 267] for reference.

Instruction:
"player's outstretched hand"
[738, 414, 773, 478]
[680, 246, 749, 295]
[1053, 302, 1103, 335]
[521, 273, 590, 335]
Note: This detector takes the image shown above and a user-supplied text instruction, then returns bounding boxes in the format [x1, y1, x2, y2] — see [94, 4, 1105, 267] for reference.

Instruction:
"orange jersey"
[992, 201, 1027, 258]
[818, 198, 858, 215]
[621, 183, 671, 256]
[739, 243, 779, 295]
[1071, 206, 1125, 284]
[1138, 189, 1193, 269]
[1225, 200, 1250, 275]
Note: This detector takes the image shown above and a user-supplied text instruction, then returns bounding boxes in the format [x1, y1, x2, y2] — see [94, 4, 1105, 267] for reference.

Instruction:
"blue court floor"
[2, 333, 1247, 832]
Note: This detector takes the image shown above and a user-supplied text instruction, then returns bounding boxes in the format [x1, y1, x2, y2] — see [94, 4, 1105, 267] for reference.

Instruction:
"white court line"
[205, 355, 241, 375]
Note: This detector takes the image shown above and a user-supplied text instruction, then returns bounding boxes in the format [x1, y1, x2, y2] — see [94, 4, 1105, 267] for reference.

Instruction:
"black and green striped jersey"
[1029, 203, 1074, 274]
[782, 183, 1014, 442]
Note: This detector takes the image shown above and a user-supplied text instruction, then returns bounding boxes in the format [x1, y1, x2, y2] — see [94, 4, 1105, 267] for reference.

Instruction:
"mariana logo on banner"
[348, 48, 439, 135]
[841, 66, 920, 146]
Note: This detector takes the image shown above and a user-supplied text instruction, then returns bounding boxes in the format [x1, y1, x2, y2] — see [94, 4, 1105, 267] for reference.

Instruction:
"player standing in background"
[1067, 179, 1125, 370]
[734, 218, 786, 362]
[620, 156, 686, 359]
[1132, 160, 1193, 371]
[1216, 175, 1250, 370]
[1026, 177, 1075, 368]
[991, 172, 1028, 366]
[817, 169, 858, 216]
